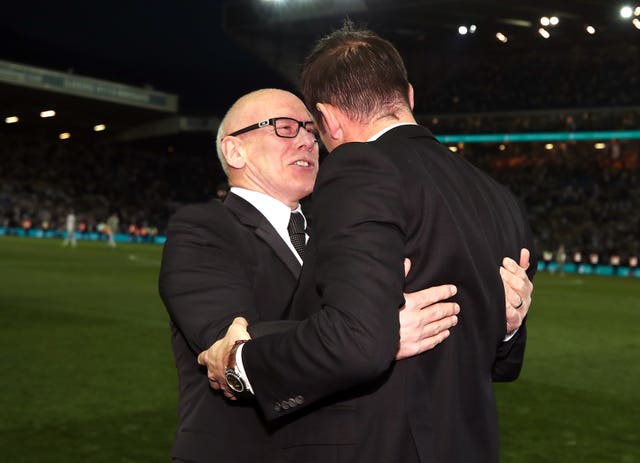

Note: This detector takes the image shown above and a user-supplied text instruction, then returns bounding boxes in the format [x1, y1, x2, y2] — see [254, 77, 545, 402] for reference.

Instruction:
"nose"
[297, 127, 318, 151]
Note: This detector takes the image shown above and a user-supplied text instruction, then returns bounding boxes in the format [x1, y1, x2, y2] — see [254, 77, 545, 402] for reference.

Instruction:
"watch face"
[225, 371, 245, 393]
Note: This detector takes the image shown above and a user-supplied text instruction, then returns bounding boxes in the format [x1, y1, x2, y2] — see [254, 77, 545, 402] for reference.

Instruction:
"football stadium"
[1, 1, 639, 462]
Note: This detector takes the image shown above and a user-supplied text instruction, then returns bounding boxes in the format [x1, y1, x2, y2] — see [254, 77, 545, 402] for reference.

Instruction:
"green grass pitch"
[0, 236, 638, 462]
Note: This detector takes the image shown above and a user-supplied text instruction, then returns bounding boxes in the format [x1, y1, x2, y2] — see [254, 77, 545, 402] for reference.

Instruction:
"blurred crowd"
[0, 134, 223, 237]
[466, 139, 639, 267]
[408, 42, 640, 116]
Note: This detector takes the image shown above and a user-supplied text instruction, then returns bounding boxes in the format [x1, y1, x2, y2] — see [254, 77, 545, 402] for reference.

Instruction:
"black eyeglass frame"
[227, 117, 315, 139]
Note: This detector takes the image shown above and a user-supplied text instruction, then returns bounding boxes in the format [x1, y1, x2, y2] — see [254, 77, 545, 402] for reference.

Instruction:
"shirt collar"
[367, 122, 417, 141]
[230, 187, 304, 230]
[230, 187, 307, 264]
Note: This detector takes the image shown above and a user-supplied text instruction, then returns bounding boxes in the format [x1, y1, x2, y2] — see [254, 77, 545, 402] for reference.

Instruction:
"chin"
[295, 185, 314, 199]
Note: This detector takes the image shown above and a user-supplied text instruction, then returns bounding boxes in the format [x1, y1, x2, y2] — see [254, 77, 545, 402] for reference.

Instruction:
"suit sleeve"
[243, 145, 407, 420]
[158, 203, 295, 354]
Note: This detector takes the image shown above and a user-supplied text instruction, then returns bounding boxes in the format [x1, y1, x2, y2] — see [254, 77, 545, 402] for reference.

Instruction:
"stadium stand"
[0, 132, 222, 239]
[408, 43, 640, 115]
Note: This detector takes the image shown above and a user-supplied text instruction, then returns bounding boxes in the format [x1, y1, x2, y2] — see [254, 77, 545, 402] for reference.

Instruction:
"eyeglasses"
[227, 117, 316, 139]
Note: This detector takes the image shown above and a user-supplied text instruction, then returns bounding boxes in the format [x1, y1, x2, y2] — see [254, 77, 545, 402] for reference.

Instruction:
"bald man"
[159, 89, 532, 462]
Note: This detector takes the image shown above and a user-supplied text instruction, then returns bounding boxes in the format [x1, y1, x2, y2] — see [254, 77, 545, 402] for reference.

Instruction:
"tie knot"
[288, 212, 306, 235]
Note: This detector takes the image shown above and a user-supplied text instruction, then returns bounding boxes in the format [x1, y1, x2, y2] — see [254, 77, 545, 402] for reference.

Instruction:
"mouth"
[292, 159, 315, 168]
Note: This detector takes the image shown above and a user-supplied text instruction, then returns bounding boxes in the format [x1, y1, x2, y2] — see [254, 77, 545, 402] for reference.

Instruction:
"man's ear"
[316, 103, 343, 141]
[221, 136, 246, 169]
[408, 83, 415, 110]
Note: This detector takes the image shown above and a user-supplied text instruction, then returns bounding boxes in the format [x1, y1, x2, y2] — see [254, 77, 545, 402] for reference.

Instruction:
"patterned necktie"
[287, 212, 306, 260]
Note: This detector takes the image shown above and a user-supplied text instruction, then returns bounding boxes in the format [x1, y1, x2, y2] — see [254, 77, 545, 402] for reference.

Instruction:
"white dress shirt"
[231, 187, 307, 264]
[229, 186, 309, 392]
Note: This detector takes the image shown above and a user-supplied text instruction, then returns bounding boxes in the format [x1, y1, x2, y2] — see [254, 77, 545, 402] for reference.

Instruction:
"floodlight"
[635, 6, 640, 16]
[540, 16, 550, 26]
[59, 132, 71, 140]
[5, 116, 19, 124]
[496, 32, 508, 43]
[549, 16, 559, 26]
[40, 110, 56, 118]
[499, 144, 507, 151]
[469, 24, 477, 33]
[94, 124, 106, 132]
[458, 25, 468, 35]
[586, 25, 596, 35]
[594, 143, 606, 149]
[544, 143, 554, 150]
[633, 18, 640, 29]
[448, 146, 458, 152]
[620, 6, 633, 18]
[538, 28, 550, 39]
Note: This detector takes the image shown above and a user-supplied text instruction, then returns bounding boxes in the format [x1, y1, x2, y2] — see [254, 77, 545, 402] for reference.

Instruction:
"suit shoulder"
[168, 200, 232, 230]
[322, 141, 399, 175]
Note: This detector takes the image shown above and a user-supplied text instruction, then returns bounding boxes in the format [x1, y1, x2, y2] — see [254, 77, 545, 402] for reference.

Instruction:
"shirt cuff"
[503, 327, 519, 342]
[235, 342, 254, 394]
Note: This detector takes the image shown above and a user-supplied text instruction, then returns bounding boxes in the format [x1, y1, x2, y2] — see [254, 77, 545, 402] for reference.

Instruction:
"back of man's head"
[300, 22, 411, 133]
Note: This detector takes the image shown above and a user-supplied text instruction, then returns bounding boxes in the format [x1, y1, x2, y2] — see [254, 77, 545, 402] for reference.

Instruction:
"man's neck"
[345, 111, 416, 143]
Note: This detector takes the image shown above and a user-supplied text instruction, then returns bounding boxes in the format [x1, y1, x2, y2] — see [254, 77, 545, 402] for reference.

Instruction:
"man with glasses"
[159, 88, 533, 462]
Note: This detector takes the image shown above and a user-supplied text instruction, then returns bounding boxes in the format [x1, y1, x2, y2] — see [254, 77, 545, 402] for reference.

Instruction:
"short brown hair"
[300, 22, 411, 132]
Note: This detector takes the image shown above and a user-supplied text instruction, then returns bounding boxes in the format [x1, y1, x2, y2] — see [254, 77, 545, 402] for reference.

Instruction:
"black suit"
[243, 125, 536, 462]
[158, 194, 300, 462]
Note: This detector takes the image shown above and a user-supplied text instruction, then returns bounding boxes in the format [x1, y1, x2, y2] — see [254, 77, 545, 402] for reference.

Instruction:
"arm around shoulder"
[243, 145, 408, 419]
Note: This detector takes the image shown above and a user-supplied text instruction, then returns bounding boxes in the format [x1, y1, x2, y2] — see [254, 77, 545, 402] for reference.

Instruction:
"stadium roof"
[225, 0, 630, 42]
[223, 0, 638, 85]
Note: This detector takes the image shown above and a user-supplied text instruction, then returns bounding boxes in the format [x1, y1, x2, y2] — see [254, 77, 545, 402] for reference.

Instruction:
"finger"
[420, 311, 458, 338]
[519, 248, 531, 270]
[500, 266, 525, 294]
[420, 302, 460, 324]
[502, 280, 522, 308]
[514, 295, 524, 308]
[506, 307, 524, 331]
[420, 329, 451, 352]
[438, 314, 458, 331]
[405, 284, 457, 309]
[404, 258, 412, 278]
[197, 351, 206, 366]
[501, 256, 522, 275]
[231, 317, 249, 329]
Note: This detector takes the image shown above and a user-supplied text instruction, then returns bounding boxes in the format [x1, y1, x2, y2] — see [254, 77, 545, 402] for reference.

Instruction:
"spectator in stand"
[128, 223, 139, 242]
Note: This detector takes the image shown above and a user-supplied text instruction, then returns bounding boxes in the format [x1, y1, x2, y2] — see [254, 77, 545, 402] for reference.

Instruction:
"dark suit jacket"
[243, 125, 537, 463]
[158, 194, 301, 462]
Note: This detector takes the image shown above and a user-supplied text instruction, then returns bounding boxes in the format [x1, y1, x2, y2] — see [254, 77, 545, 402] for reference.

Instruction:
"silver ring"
[514, 297, 524, 309]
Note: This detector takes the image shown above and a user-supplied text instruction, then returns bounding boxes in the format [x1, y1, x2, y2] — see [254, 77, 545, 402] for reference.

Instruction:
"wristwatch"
[225, 339, 251, 396]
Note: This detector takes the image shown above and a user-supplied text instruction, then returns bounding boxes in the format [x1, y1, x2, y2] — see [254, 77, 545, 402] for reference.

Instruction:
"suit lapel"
[223, 193, 302, 278]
